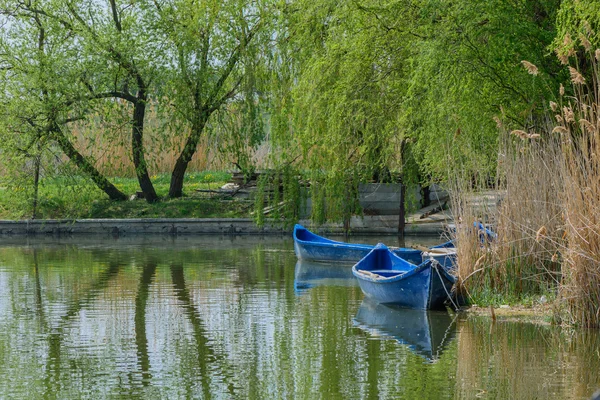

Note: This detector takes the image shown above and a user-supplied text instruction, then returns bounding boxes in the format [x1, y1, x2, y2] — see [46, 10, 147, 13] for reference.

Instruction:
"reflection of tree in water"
[231, 246, 297, 294]
[170, 263, 236, 398]
[32, 256, 122, 397]
[32, 249, 46, 329]
[134, 260, 157, 387]
[27, 246, 243, 397]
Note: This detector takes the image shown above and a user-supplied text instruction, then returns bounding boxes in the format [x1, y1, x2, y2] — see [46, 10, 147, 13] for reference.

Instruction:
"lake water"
[0, 235, 599, 399]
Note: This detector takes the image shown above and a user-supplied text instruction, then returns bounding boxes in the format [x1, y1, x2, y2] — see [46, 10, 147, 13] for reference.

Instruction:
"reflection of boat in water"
[353, 299, 457, 361]
[294, 260, 358, 292]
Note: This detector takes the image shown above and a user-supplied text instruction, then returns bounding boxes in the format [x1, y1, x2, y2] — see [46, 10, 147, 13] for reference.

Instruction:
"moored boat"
[293, 224, 453, 264]
[352, 243, 457, 310]
[421, 247, 457, 271]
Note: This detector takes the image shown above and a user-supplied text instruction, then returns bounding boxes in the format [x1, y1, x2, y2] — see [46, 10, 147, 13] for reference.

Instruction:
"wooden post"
[422, 185, 431, 208]
[398, 182, 405, 238]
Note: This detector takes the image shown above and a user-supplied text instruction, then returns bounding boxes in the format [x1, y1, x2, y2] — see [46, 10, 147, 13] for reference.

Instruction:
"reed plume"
[521, 61, 539, 76]
[579, 34, 592, 51]
[569, 67, 586, 85]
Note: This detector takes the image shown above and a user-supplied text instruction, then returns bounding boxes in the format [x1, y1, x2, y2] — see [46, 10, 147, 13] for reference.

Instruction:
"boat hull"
[293, 239, 373, 263]
[293, 224, 451, 264]
[355, 264, 432, 308]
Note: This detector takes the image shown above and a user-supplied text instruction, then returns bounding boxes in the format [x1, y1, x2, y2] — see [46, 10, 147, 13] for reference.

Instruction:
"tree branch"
[208, 77, 243, 113]
[206, 20, 262, 107]
[108, 0, 122, 32]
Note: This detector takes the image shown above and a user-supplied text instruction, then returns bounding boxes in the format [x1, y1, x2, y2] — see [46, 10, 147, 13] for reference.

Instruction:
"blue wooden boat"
[353, 299, 457, 361]
[293, 224, 454, 264]
[421, 247, 457, 271]
[352, 243, 457, 310]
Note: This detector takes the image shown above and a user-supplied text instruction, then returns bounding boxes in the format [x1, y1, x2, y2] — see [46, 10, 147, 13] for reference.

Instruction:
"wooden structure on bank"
[197, 171, 451, 234]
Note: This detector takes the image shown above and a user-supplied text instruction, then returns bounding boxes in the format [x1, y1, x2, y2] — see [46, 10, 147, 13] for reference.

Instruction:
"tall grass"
[554, 45, 600, 327]
[70, 103, 220, 177]
[449, 142, 562, 308]
[452, 38, 600, 327]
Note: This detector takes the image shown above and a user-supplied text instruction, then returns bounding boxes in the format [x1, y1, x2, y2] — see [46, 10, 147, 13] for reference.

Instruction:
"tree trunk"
[32, 149, 41, 219]
[132, 91, 158, 203]
[398, 139, 408, 237]
[52, 128, 128, 201]
[169, 112, 208, 198]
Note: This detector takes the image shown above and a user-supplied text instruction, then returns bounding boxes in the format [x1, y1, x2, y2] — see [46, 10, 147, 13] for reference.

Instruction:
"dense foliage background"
[0, 0, 591, 218]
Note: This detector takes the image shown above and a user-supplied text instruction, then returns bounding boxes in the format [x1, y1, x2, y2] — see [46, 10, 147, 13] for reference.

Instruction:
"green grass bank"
[0, 171, 251, 220]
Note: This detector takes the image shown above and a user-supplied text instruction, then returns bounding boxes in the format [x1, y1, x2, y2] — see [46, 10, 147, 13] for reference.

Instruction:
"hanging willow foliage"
[253, 166, 303, 228]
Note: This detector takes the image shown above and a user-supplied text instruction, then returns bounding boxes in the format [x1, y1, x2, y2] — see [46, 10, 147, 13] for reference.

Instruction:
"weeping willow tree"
[402, 0, 563, 182]
[260, 0, 565, 228]
[263, 0, 419, 226]
[0, 0, 129, 207]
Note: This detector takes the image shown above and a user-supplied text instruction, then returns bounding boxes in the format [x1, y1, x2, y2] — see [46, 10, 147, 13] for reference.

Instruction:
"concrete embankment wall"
[300, 183, 449, 217]
[0, 216, 447, 236]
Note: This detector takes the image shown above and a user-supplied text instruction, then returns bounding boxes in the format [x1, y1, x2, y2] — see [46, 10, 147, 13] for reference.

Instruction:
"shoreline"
[0, 216, 451, 236]
[461, 304, 554, 325]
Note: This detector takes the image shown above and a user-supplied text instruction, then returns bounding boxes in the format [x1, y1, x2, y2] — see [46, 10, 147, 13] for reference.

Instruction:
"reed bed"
[449, 138, 563, 305]
[452, 39, 600, 327]
[554, 46, 600, 327]
[70, 105, 219, 177]
[451, 119, 570, 312]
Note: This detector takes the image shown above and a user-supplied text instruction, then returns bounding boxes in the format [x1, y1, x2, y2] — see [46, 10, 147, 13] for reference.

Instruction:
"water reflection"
[134, 260, 156, 386]
[294, 260, 358, 293]
[353, 299, 457, 361]
[0, 236, 599, 399]
[456, 316, 600, 399]
[169, 262, 237, 398]
[42, 258, 123, 398]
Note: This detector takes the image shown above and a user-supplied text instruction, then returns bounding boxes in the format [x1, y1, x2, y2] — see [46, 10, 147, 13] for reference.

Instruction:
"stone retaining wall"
[0, 217, 447, 236]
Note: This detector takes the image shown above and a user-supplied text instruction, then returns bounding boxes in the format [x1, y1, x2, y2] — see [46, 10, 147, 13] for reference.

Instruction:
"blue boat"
[293, 224, 454, 264]
[352, 243, 457, 310]
[421, 247, 457, 271]
[353, 299, 457, 361]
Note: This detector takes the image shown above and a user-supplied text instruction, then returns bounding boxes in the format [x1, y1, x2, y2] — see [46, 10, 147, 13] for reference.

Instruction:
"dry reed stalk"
[494, 126, 564, 295]
[549, 50, 600, 327]
[558, 101, 600, 327]
[447, 172, 495, 298]
[449, 119, 564, 303]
